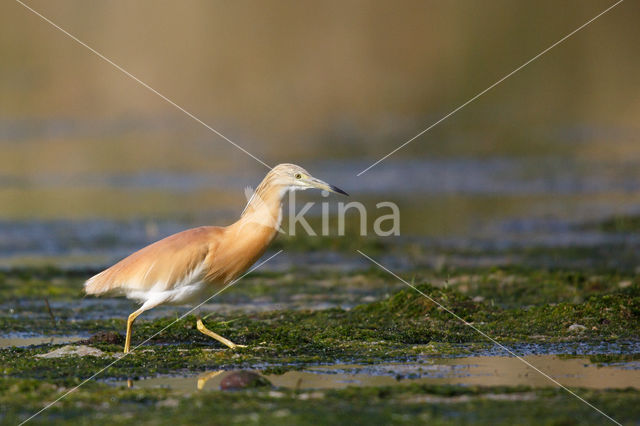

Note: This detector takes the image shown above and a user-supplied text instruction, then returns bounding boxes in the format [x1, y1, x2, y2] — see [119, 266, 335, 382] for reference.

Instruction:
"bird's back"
[85, 226, 225, 299]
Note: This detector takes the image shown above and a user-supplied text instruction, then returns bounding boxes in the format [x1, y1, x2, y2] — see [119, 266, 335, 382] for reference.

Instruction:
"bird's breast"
[209, 223, 277, 284]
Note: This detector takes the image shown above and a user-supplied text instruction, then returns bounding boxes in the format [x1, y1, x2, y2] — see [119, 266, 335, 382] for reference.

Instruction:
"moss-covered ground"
[1, 239, 640, 424]
[2, 377, 639, 425]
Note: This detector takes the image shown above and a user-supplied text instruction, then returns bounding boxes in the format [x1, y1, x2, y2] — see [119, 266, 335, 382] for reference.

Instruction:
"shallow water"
[0, 334, 85, 349]
[4, 157, 640, 267]
[116, 355, 640, 393]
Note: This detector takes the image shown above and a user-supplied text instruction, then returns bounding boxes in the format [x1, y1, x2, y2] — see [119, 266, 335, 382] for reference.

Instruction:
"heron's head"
[268, 163, 348, 196]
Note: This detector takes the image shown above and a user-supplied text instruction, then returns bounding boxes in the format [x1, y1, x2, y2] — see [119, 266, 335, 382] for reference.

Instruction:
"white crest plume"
[241, 186, 285, 233]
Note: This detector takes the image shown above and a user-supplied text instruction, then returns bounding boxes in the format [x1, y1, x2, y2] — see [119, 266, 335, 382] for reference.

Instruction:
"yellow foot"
[196, 318, 246, 349]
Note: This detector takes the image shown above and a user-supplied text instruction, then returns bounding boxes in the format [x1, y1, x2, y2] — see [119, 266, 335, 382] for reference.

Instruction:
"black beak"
[329, 184, 349, 196]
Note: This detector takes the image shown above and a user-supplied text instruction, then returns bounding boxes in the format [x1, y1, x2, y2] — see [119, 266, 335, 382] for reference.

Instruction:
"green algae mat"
[1, 261, 639, 425]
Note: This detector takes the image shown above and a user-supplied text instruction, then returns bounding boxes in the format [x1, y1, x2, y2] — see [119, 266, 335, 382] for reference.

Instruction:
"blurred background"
[1, 0, 639, 266]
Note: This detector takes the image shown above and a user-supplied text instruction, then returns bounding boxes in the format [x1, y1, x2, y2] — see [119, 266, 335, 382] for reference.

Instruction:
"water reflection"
[120, 355, 640, 393]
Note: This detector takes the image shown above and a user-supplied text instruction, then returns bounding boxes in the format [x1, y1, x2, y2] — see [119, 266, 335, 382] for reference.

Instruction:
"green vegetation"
[0, 266, 88, 299]
[1, 281, 638, 382]
[2, 255, 639, 425]
[2, 262, 637, 309]
[585, 214, 640, 233]
[2, 377, 638, 425]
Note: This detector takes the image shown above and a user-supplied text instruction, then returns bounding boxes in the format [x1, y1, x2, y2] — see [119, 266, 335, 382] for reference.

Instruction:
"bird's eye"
[295, 173, 302, 179]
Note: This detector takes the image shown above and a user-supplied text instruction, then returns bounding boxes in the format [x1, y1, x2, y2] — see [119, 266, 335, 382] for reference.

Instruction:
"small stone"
[568, 324, 586, 332]
[36, 345, 106, 358]
[220, 371, 271, 390]
[618, 280, 632, 289]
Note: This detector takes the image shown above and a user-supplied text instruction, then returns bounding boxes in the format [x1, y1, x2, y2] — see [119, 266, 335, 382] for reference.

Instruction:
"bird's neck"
[229, 181, 286, 245]
[213, 183, 285, 282]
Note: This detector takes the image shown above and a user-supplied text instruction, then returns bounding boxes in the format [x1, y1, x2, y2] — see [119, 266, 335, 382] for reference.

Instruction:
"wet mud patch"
[0, 334, 85, 349]
[115, 354, 640, 393]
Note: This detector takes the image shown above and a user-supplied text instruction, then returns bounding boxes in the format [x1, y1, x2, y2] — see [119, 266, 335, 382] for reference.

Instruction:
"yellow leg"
[196, 318, 246, 349]
[197, 370, 224, 390]
[124, 308, 145, 353]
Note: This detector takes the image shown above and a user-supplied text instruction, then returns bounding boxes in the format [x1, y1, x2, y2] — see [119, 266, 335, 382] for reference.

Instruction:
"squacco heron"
[84, 164, 347, 353]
